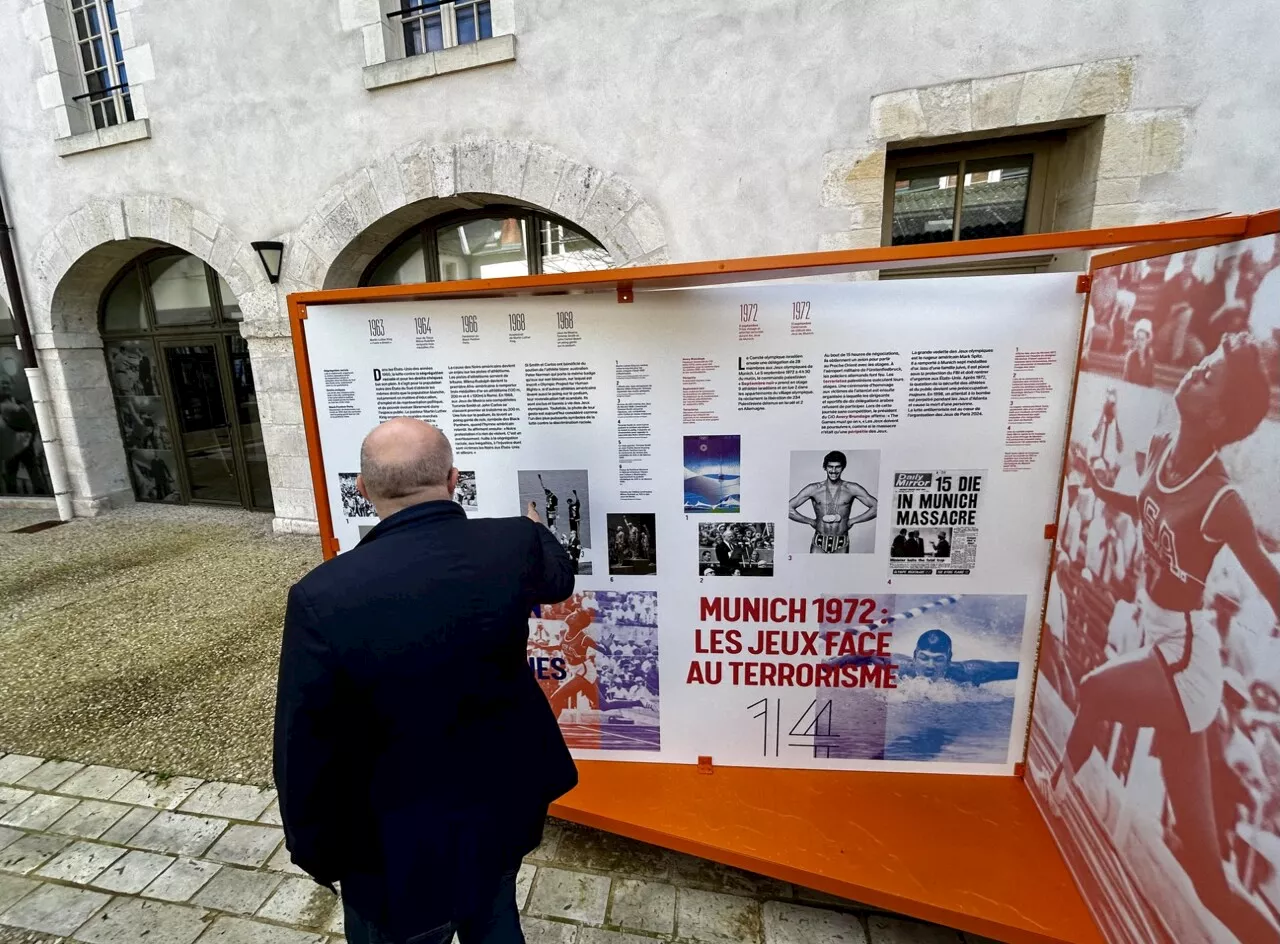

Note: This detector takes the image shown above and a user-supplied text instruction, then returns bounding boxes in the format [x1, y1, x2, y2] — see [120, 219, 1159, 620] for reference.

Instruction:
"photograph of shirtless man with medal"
[787, 449, 880, 554]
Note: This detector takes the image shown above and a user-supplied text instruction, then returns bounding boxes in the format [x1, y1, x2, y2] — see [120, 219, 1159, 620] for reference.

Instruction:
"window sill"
[363, 33, 516, 91]
[55, 118, 151, 158]
[878, 252, 1058, 278]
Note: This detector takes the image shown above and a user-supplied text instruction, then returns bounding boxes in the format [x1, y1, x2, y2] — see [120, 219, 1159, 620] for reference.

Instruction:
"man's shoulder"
[292, 547, 368, 598]
[294, 516, 537, 593]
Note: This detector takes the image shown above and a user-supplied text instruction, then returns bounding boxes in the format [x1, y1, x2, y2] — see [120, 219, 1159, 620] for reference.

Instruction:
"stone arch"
[29, 196, 275, 339]
[24, 196, 280, 515]
[281, 138, 670, 291]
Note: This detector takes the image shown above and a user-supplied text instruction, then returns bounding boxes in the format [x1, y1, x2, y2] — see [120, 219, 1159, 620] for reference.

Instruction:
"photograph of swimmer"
[787, 449, 879, 554]
[820, 593, 1026, 763]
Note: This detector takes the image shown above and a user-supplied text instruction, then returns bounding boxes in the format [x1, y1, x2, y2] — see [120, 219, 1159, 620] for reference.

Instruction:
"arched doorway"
[0, 298, 51, 498]
[361, 204, 612, 285]
[100, 249, 272, 511]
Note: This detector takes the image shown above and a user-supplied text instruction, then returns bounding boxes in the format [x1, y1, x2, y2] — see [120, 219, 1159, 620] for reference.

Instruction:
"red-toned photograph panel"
[1028, 231, 1280, 943]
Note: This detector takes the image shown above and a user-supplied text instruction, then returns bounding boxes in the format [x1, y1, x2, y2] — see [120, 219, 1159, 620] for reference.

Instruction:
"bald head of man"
[356, 417, 458, 518]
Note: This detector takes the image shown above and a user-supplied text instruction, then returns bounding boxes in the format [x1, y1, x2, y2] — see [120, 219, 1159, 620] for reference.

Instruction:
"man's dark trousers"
[274, 500, 577, 943]
[344, 868, 523, 944]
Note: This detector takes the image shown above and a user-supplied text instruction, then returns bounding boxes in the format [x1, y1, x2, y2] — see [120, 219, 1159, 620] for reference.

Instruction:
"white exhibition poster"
[303, 275, 1083, 774]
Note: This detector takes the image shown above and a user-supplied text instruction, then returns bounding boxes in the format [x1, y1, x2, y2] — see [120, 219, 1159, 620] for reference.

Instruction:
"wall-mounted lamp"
[251, 241, 284, 284]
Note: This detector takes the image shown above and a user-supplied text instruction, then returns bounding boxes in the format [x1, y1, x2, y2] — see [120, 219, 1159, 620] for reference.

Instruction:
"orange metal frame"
[289, 212, 1270, 561]
[286, 211, 1278, 944]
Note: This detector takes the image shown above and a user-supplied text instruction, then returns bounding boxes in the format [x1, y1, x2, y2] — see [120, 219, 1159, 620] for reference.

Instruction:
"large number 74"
[747, 698, 835, 758]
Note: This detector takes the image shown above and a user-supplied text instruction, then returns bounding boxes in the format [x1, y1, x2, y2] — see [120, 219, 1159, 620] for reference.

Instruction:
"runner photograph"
[1030, 233, 1280, 944]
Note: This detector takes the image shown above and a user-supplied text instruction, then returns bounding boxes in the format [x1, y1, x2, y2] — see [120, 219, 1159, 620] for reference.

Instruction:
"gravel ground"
[0, 503, 320, 785]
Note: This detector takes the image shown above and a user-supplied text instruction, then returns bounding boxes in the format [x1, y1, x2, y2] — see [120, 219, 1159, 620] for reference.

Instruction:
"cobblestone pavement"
[0, 506, 999, 942]
[0, 753, 999, 943]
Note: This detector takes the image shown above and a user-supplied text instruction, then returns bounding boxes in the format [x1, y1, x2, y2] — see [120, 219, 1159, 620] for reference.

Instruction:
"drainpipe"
[0, 188, 74, 520]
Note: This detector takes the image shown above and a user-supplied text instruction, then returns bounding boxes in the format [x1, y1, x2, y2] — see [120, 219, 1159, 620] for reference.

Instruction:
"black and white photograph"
[454, 470, 478, 511]
[889, 526, 953, 559]
[787, 449, 879, 554]
[607, 513, 656, 576]
[518, 469, 592, 574]
[697, 522, 774, 577]
[0, 348, 50, 497]
[118, 396, 173, 452]
[128, 448, 180, 503]
[106, 340, 160, 397]
[338, 471, 376, 519]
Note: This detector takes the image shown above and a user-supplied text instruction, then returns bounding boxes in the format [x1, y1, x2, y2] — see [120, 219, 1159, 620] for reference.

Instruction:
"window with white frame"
[393, 0, 492, 57]
[67, 0, 133, 129]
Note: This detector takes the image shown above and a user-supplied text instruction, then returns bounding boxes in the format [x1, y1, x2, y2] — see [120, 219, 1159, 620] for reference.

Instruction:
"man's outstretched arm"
[953, 659, 1020, 684]
[527, 512, 575, 603]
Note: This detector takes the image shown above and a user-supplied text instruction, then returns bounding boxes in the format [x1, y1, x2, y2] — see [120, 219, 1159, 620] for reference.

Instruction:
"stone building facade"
[0, 0, 1276, 532]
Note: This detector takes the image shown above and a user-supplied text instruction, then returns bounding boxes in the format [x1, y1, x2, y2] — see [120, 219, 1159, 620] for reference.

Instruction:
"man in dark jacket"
[274, 417, 577, 944]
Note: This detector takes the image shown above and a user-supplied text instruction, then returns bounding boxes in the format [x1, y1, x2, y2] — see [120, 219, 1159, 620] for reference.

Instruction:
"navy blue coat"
[273, 500, 577, 935]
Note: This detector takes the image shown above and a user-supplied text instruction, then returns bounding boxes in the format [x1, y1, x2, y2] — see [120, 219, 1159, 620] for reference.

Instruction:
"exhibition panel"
[1028, 222, 1280, 944]
[287, 213, 1280, 944]
[301, 275, 1081, 773]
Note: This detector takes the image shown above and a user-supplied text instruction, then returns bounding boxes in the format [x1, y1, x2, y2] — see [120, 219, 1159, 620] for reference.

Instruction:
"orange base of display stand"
[552, 761, 1103, 944]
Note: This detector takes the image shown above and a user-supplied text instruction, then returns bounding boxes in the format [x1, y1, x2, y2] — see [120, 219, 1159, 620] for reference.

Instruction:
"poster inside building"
[302, 274, 1082, 774]
[1027, 232, 1280, 943]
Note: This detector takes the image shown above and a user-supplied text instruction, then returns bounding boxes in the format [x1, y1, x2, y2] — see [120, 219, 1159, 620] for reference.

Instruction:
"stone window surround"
[23, 0, 156, 156]
[821, 58, 1191, 254]
[341, 0, 517, 90]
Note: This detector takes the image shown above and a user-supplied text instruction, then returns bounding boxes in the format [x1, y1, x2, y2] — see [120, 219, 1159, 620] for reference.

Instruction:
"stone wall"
[820, 59, 1193, 253]
[4, 0, 1279, 527]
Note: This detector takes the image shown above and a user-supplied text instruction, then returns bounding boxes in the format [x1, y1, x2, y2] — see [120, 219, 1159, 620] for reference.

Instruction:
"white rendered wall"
[0, 0, 1276, 525]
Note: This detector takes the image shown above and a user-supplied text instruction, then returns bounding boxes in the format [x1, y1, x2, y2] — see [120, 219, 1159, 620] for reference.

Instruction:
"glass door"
[106, 338, 181, 503]
[161, 340, 240, 504]
[225, 335, 272, 511]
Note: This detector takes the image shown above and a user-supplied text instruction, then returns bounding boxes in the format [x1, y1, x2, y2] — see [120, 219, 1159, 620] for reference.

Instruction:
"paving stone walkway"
[0, 752, 997, 944]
